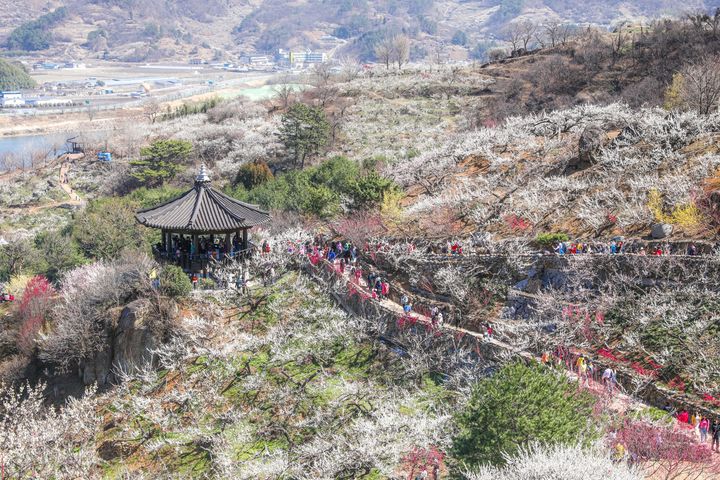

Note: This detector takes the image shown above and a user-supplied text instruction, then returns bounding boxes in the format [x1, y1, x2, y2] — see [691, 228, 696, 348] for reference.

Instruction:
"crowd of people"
[155, 233, 252, 265]
[423, 241, 465, 256]
[542, 348, 620, 394]
[553, 240, 704, 256]
[280, 235, 458, 329]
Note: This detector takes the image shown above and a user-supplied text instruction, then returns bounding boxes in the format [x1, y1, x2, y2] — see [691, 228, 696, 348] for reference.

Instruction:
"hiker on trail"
[367, 272, 376, 291]
[654, 246, 663, 256]
[610, 241, 617, 254]
[191, 274, 198, 290]
[235, 271, 243, 292]
[339, 257, 346, 274]
[602, 367, 615, 392]
[677, 411, 689, 424]
[328, 249, 337, 262]
[688, 244, 698, 256]
[575, 355, 585, 374]
[613, 443, 626, 462]
[577, 357, 589, 387]
[431, 311, 440, 328]
[436, 311, 444, 326]
[712, 419, 720, 452]
[262, 240, 271, 255]
[381, 280, 389, 298]
[401, 295, 409, 308]
[403, 302, 412, 314]
[700, 417, 710, 443]
[374, 278, 383, 298]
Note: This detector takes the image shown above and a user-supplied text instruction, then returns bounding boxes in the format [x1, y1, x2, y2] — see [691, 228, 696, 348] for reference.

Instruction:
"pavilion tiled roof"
[135, 165, 270, 233]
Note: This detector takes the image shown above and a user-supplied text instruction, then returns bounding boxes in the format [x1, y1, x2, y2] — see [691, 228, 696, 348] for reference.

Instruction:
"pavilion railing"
[152, 243, 257, 272]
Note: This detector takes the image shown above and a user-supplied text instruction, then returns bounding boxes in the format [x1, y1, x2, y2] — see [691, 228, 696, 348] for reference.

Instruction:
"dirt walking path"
[58, 160, 84, 205]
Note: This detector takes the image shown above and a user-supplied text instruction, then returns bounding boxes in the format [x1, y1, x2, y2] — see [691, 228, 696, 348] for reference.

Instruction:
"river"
[0, 132, 105, 171]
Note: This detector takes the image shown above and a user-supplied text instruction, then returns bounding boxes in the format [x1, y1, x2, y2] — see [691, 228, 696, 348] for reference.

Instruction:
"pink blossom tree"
[615, 420, 720, 480]
[15, 276, 55, 356]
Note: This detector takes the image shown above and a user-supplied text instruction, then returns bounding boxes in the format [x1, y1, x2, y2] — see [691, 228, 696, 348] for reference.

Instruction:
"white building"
[289, 51, 326, 65]
[0, 91, 25, 107]
[26, 97, 74, 107]
[241, 54, 273, 66]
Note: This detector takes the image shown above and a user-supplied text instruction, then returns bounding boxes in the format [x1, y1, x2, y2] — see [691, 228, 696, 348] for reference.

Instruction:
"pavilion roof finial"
[195, 163, 211, 184]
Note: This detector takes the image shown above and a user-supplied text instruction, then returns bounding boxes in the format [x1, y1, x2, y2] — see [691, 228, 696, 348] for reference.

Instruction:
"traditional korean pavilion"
[136, 164, 270, 270]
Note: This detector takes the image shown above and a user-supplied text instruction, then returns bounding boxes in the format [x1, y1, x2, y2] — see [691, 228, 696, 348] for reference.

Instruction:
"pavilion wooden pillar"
[192, 234, 199, 256]
[224, 232, 232, 258]
[242, 229, 248, 252]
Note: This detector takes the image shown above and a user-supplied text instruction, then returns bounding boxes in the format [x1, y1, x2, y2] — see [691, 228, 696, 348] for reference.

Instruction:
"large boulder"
[567, 124, 607, 172]
[651, 223, 673, 239]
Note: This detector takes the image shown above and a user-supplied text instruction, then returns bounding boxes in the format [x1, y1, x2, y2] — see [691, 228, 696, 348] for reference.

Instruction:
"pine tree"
[278, 103, 330, 168]
[130, 139, 193, 186]
[451, 362, 597, 468]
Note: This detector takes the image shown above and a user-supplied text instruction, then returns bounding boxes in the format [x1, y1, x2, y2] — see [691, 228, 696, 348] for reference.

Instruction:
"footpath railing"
[300, 254, 530, 359]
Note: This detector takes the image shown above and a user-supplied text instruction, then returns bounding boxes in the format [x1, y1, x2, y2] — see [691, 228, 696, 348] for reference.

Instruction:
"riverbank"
[0, 109, 137, 138]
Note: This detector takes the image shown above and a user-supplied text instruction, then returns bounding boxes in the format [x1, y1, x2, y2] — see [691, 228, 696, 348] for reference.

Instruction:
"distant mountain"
[0, 0, 713, 62]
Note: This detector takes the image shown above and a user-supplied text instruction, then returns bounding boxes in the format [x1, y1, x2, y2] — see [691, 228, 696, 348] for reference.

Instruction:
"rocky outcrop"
[112, 300, 160, 377]
[80, 299, 172, 387]
[81, 331, 114, 387]
[651, 223, 673, 239]
[566, 124, 609, 172]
